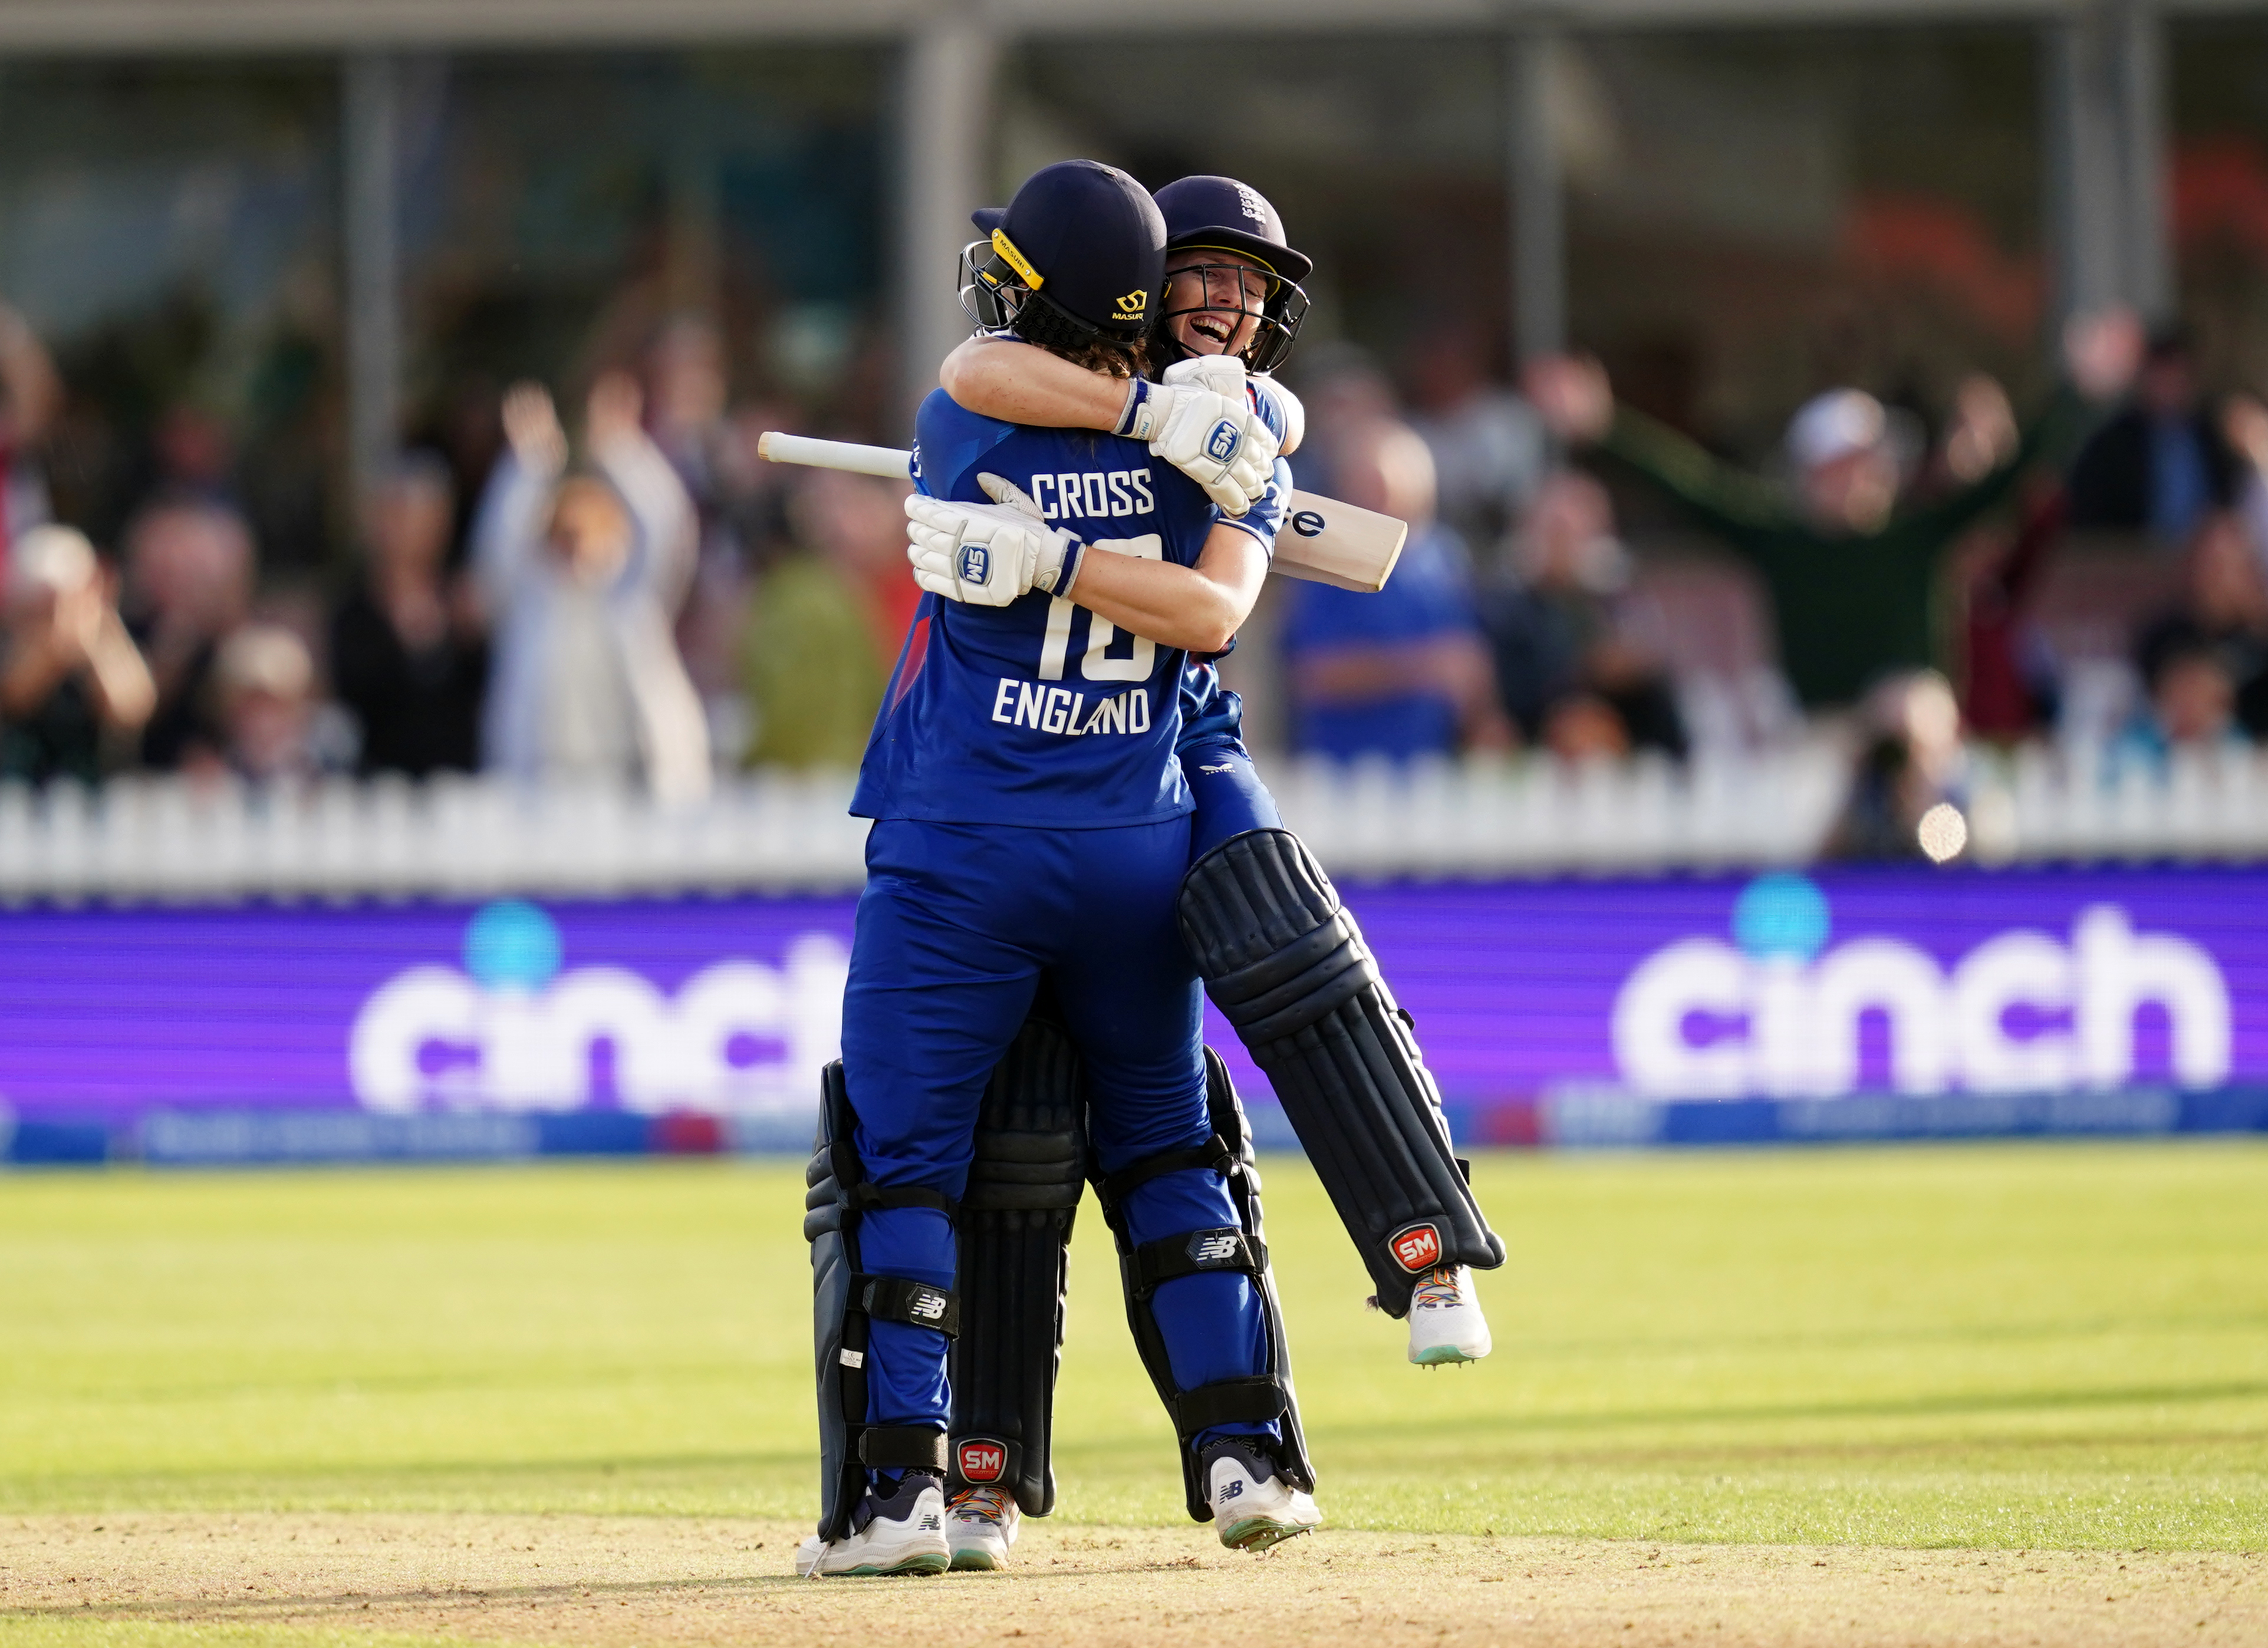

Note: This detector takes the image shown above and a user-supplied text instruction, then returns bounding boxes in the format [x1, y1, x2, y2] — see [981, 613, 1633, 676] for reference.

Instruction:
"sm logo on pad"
[1390, 1222, 1443, 1273]
[957, 544, 990, 585]
[1205, 420, 1241, 463]
[956, 1438, 1008, 1482]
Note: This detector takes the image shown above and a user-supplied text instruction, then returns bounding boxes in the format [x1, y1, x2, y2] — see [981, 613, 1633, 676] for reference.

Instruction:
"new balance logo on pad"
[1187, 1230, 1242, 1265]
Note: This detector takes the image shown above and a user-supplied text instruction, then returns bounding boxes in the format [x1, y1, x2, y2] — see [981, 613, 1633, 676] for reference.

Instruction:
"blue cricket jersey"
[1174, 377, 1295, 759]
[852, 390, 1284, 827]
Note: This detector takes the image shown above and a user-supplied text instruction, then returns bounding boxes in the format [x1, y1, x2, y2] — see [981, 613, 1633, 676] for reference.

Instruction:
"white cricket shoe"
[794, 1472, 950, 1577]
[1408, 1265, 1492, 1366]
[1204, 1440, 1321, 1552]
[946, 1484, 1021, 1570]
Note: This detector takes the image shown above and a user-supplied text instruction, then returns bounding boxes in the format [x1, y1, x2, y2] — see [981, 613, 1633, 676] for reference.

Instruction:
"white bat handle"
[756, 431, 913, 480]
[756, 430, 1398, 592]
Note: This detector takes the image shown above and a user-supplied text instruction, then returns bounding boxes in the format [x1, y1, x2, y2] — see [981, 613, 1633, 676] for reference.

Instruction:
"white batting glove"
[1117, 356, 1279, 518]
[904, 474, 1084, 607]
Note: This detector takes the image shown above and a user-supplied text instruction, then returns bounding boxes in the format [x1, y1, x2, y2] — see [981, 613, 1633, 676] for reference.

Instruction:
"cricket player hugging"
[925, 172, 1505, 1570]
[799, 159, 1497, 1581]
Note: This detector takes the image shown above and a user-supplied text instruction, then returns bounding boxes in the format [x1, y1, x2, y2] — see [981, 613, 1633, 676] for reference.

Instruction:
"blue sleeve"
[1177, 661, 1239, 749]
[1249, 379, 1291, 445]
[912, 389, 1016, 503]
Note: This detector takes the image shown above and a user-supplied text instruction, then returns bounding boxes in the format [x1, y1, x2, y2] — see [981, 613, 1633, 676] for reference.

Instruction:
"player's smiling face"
[1164, 248, 1269, 360]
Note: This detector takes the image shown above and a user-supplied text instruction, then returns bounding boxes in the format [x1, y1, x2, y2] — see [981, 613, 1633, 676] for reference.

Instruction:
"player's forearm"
[1072, 525, 1265, 655]
[940, 337, 1127, 433]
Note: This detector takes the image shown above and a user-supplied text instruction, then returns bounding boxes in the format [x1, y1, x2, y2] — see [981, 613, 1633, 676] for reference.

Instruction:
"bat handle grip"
[756, 431, 914, 480]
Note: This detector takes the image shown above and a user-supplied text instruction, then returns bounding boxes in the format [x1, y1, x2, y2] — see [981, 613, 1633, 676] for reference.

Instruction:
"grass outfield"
[2, 1141, 2263, 1551]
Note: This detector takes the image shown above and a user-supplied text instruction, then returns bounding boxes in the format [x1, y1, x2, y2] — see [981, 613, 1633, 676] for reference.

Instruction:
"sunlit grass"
[2, 1143, 2263, 1548]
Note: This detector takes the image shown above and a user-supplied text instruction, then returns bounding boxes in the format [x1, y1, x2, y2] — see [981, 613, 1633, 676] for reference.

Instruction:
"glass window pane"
[0, 58, 340, 565]
[1012, 25, 2042, 460]
[1565, 27, 2042, 456]
[2171, 18, 2268, 391]
[401, 50, 890, 449]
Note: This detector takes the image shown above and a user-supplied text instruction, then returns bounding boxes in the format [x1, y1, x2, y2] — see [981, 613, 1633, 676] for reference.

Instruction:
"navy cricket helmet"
[1153, 174, 1312, 374]
[961, 160, 1166, 354]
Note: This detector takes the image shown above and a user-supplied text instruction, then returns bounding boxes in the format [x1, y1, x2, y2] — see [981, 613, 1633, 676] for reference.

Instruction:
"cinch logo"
[957, 544, 990, 585]
[957, 1439, 1007, 1482]
[1611, 875, 2234, 1099]
[1114, 288, 1148, 319]
[348, 902, 849, 1115]
[1204, 420, 1241, 463]
[1187, 1230, 1242, 1264]
[1390, 1223, 1443, 1273]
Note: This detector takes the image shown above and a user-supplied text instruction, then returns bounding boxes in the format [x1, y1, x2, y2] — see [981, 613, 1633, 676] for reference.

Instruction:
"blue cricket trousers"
[840, 814, 1275, 1465]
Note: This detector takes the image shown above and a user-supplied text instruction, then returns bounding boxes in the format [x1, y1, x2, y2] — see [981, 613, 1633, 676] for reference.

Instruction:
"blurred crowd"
[0, 305, 912, 806]
[9, 284, 2268, 862]
[1267, 304, 2268, 860]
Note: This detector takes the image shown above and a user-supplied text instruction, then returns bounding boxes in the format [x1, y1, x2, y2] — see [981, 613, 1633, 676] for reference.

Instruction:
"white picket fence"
[1, 741, 2266, 899]
[0, 772, 871, 899]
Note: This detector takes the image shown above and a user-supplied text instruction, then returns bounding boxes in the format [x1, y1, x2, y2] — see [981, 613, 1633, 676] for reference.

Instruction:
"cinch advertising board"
[2, 867, 2264, 1159]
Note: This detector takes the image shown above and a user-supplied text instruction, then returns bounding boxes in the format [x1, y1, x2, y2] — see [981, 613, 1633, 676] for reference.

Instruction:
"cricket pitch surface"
[4, 1512, 2262, 1648]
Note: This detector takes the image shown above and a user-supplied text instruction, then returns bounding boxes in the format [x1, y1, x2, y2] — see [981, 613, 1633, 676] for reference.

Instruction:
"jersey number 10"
[1036, 534, 1161, 683]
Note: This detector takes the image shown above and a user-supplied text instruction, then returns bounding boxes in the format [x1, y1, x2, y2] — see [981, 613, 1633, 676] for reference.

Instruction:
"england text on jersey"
[990, 679, 1154, 738]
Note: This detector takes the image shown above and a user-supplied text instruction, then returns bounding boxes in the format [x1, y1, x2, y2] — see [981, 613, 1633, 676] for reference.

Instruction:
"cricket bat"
[756, 431, 1404, 592]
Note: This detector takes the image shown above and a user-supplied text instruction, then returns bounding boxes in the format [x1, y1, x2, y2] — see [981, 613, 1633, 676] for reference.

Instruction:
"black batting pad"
[1179, 828, 1506, 1319]
[949, 1013, 1087, 1518]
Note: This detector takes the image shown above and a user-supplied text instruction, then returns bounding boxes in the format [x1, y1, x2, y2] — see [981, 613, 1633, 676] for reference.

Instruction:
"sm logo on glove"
[956, 544, 990, 585]
[1204, 419, 1242, 463]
